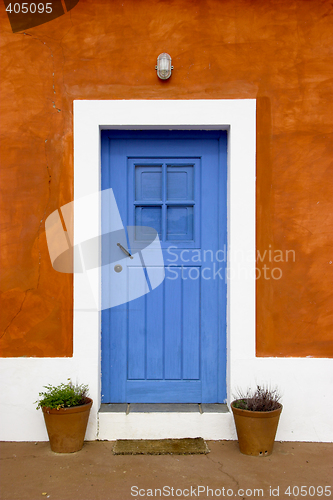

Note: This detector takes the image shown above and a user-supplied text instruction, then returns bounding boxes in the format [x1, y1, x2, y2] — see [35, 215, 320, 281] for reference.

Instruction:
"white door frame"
[73, 99, 256, 438]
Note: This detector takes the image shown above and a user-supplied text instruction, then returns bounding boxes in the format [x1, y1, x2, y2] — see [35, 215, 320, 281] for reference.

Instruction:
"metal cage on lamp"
[155, 53, 173, 80]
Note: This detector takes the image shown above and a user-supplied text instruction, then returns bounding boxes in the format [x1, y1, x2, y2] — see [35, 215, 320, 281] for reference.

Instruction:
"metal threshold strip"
[99, 403, 229, 414]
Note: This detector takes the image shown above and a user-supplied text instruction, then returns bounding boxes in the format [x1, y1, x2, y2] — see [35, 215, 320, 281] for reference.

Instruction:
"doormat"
[113, 438, 210, 455]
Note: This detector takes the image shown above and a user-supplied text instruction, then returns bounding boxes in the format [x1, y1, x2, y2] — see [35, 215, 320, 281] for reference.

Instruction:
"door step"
[98, 404, 234, 440]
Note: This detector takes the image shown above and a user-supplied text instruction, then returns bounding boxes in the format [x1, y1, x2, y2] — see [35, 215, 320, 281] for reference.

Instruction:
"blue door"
[101, 131, 227, 403]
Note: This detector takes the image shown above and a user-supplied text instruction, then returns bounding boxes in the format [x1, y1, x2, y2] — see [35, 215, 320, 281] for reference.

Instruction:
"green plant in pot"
[231, 385, 282, 457]
[35, 379, 93, 453]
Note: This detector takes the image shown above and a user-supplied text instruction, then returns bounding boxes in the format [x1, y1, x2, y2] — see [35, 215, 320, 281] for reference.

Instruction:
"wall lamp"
[155, 53, 173, 80]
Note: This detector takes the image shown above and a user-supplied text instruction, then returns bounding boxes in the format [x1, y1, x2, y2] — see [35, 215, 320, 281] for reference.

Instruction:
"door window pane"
[135, 166, 162, 201]
[167, 165, 193, 200]
[135, 206, 162, 239]
[167, 206, 193, 241]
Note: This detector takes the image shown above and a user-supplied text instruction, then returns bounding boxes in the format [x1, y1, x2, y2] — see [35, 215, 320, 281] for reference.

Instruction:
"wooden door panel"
[101, 131, 227, 403]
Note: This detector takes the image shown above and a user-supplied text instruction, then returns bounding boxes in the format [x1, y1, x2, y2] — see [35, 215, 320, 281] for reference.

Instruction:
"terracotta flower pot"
[42, 398, 93, 453]
[231, 401, 282, 456]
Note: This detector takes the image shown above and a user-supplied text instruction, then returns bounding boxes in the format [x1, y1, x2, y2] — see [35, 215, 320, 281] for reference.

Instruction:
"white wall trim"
[0, 100, 332, 442]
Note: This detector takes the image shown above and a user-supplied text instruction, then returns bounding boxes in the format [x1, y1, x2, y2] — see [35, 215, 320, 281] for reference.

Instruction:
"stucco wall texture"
[0, 0, 332, 358]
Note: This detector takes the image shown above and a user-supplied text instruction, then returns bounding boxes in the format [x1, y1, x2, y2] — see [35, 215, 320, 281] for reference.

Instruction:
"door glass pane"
[135, 166, 162, 201]
[167, 206, 193, 240]
[135, 206, 162, 239]
[167, 165, 193, 200]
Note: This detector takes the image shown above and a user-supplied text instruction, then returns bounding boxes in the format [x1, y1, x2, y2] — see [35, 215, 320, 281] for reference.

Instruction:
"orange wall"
[1, 0, 332, 357]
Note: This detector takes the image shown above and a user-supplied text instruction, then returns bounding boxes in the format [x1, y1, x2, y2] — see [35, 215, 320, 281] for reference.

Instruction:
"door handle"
[117, 242, 133, 259]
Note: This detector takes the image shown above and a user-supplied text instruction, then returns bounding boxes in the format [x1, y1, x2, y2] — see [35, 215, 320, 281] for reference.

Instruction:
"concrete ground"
[0, 441, 332, 500]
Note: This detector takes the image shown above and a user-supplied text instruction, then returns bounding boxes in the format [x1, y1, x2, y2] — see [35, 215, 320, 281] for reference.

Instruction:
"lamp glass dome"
[156, 53, 172, 80]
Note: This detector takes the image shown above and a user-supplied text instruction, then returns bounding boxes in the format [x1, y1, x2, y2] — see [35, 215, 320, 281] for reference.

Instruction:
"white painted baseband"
[1, 356, 332, 442]
[98, 412, 236, 441]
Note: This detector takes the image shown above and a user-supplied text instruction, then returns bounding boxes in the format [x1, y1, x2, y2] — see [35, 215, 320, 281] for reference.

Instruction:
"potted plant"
[35, 379, 93, 453]
[231, 385, 282, 457]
